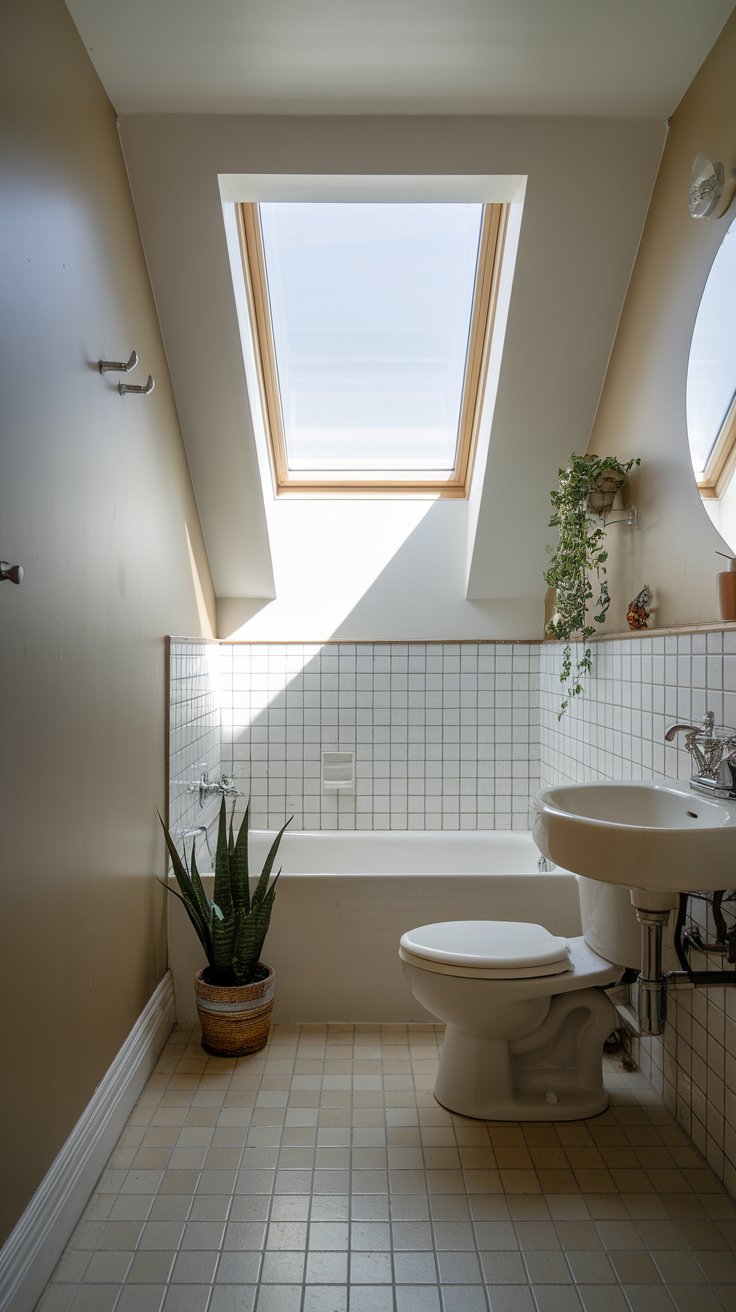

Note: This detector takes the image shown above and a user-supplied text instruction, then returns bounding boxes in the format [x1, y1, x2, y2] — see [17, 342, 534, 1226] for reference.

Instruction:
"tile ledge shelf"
[170, 634, 544, 645]
[171, 621, 736, 646]
[545, 620, 736, 643]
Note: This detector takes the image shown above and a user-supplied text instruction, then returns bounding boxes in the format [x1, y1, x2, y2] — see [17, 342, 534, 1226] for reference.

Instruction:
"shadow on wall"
[327, 500, 544, 641]
[218, 500, 545, 643]
[217, 597, 272, 638]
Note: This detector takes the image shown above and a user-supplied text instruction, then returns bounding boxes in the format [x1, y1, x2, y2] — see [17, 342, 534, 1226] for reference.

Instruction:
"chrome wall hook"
[119, 375, 154, 396]
[0, 562, 23, 584]
[99, 350, 138, 374]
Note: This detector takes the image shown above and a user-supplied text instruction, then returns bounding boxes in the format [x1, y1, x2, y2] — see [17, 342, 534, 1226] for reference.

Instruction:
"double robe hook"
[98, 349, 154, 396]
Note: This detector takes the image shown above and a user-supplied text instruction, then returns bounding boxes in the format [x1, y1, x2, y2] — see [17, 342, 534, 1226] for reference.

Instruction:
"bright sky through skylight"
[687, 218, 736, 474]
[259, 202, 483, 473]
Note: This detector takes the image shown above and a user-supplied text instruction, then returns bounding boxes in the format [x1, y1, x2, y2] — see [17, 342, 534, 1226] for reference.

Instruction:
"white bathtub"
[168, 830, 583, 1024]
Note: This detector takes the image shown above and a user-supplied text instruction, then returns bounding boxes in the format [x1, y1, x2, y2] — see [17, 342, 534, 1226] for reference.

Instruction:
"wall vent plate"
[322, 750, 355, 791]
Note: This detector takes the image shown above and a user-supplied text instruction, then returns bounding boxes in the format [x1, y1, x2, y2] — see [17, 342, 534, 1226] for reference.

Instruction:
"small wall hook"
[119, 375, 154, 397]
[99, 350, 138, 374]
[0, 562, 23, 584]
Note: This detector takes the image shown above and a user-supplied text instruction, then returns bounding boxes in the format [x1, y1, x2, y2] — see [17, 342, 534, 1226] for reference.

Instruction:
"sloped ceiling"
[118, 113, 665, 629]
[68, 0, 733, 117]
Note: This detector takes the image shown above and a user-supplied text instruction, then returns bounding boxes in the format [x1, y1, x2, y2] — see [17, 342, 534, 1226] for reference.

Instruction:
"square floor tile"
[395, 1287, 441, 1312]
[441, 1287, 490, 1311]
[307, 1251, 349, 1283]
[393, 1251, 438, 1283]
[350, 1252, 393, 1283]
[303, 1287, 348, 1312]
[349, 1287, 395, 1312]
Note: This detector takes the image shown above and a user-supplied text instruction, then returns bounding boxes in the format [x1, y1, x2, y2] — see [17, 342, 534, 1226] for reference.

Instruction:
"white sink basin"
[532, 779, 736, 892]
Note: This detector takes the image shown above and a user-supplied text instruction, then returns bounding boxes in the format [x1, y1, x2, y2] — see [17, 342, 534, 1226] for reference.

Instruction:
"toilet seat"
[399, 920, 572, 980]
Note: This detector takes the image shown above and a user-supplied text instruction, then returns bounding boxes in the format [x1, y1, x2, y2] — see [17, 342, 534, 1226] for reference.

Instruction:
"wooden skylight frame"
[697, 391, 736, 500]
[236, 201, 509, 498]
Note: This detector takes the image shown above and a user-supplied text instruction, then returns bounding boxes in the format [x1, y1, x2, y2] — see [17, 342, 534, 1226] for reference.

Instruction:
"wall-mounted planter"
[587, 468, 627, 516]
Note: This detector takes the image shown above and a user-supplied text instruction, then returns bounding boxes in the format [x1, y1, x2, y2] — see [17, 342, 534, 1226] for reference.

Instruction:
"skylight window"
[238, 199, 508, 496]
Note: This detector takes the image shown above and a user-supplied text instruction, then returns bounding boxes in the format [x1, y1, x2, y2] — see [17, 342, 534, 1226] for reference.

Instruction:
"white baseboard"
[0, 972, 175, 1312]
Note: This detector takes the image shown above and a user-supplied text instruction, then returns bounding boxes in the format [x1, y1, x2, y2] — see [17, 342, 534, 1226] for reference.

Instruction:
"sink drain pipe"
[632, 890, 736, 1036]
[634, 905, 671, 1035]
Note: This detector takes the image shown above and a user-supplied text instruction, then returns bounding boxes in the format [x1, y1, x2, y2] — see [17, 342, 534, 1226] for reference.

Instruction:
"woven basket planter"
[194, 963, 275, 1057]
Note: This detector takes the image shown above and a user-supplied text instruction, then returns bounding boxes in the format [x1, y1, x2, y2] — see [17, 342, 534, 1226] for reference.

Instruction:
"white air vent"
[322, 750, 355, 791]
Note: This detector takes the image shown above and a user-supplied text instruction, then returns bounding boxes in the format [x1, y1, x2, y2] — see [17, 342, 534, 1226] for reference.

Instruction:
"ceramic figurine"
[627, 585, 652, 630]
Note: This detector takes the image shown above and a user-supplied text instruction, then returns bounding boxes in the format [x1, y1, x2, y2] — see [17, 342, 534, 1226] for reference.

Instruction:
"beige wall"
[0, 0, 215, 1245]
[587, 11, 736, 631]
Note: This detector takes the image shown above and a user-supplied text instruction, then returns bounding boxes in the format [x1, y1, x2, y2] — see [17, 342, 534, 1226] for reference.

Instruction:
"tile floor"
[37, 1024, 736, 1312]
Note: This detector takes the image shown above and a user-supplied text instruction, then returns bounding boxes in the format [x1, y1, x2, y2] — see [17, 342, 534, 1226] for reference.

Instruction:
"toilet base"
[433, 987, 615, 1122]
[434, 1075, 609, 1122]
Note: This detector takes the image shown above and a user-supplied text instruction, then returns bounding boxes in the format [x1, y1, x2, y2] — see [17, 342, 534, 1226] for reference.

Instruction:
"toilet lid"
[400, 921, 570, 973]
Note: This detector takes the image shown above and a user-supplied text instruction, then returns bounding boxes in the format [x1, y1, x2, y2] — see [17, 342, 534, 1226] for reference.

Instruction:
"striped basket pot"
[194, 963, 275, 1057]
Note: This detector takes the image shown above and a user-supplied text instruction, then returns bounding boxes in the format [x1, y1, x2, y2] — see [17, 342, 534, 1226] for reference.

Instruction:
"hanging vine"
[544, 452, 640, 717]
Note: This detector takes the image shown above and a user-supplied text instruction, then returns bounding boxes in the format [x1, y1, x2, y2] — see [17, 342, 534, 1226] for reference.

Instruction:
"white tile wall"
[168, 637, 222, 849]
[218, 642, 540, 832]
[540, 629, 736, 1195]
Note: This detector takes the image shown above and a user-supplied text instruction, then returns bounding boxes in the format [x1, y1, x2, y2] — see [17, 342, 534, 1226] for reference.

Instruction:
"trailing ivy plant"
[544, 452, 640, 718]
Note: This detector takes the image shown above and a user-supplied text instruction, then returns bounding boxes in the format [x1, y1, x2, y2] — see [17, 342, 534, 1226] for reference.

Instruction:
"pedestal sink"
[532, 778, 736, 893]
[533, 778, 736, 1035]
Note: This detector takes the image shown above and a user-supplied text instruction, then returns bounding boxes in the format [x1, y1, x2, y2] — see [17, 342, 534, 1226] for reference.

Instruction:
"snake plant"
[160, 799, 291, 987]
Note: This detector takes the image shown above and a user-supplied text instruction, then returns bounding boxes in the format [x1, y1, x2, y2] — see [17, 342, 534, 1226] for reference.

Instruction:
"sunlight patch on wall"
[221, 497, 435, 641]
[185, 522, 215, 639]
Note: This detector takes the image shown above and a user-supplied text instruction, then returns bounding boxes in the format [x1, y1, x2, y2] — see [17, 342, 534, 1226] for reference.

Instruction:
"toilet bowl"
[400, 880, 633, 1121]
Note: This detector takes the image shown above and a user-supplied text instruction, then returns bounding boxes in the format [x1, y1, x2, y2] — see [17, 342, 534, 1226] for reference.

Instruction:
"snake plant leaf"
[156, 877, 212, 959]
[212, 799, 236, 970]
[212, 902, 224, 921]
[231, 801, 250, 917]
[158, 813, 211, 946]
[251, 819, 291, 910]
[232, 877, 279, 984]
[213, 800, 233, 915]
[189, 841, 211, 927]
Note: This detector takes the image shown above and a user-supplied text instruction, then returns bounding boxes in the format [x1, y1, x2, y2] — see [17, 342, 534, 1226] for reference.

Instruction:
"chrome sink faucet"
[665, 710, 736, 798]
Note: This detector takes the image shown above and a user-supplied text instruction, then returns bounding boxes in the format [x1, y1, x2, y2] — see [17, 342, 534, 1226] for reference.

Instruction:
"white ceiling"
[67, 0, 733, 118]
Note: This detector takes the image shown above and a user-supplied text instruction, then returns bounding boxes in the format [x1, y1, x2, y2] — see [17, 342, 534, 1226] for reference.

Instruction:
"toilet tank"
[577, 874, 641, 970]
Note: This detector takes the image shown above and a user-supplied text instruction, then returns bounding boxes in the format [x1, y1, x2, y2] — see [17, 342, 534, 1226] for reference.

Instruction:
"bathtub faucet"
[187, 772, 244, 809]
[178, 824, 214, 868]
[664, 710, 736, 798]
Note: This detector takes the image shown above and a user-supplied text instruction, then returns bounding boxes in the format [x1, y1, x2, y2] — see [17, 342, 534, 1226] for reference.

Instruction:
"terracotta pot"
[194, 963, 275, 1057]
[717, 558, 736, 622]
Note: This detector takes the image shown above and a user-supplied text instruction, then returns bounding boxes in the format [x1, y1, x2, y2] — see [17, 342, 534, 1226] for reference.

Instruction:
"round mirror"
[687, 216, 736, 548]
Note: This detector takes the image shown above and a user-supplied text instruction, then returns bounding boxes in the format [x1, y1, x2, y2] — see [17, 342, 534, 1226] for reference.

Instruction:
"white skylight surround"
[258, 201, 483, 477]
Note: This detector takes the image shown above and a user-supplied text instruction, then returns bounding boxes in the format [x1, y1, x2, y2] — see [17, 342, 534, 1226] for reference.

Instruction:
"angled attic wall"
[585, 8, 736, 632]
[0, 0, 214, 1245]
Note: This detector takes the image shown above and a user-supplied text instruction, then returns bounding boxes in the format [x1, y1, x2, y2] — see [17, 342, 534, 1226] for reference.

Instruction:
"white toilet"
[400, 876, 639, 1121]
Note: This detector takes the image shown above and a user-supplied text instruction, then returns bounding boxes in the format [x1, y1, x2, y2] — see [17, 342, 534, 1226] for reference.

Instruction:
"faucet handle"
[703, 710, 715, 732]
